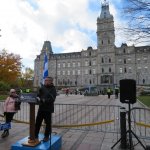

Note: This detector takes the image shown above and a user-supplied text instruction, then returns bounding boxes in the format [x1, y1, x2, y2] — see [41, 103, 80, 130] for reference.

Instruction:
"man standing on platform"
[35, 77, 56, 142]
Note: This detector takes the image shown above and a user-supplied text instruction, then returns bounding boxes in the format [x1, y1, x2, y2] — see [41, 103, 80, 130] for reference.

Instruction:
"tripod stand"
[111, 102, 146, 150]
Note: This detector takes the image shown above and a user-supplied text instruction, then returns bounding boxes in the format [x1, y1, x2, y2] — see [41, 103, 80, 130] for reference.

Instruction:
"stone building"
[34, 2, 150, 90]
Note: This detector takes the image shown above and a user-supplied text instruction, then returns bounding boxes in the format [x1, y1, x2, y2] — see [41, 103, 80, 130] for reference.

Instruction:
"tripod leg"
[131, 130, 146, 150]
[49, 113, 52, 150]
[111, 138, 121, 149]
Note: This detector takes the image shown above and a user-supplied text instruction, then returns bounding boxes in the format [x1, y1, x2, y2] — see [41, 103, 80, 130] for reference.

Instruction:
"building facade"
[34, 2, 150, 89]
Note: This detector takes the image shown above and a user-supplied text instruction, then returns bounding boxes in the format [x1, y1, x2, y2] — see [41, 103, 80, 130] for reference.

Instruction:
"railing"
[1, 101, 150, 140]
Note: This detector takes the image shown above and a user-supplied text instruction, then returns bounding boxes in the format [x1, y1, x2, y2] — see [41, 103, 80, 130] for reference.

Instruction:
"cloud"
[0, 0, 131, 69]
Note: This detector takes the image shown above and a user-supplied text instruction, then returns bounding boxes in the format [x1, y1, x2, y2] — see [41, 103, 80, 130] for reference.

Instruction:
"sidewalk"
[0, 94, 149, 150]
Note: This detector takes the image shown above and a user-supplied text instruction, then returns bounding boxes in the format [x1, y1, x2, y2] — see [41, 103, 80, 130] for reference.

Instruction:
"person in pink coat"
[1, 89, 18, 138]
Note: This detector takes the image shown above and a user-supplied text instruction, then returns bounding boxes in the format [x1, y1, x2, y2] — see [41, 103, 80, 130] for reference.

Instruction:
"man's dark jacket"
[37, 84, 56, 113]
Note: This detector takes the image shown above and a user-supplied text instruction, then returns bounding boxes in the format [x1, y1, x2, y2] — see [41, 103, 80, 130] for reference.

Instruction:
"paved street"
[0, 94, 149, 150]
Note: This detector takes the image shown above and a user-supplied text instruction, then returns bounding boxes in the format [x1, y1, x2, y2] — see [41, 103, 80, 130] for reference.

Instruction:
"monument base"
[11, 133, 62, 150]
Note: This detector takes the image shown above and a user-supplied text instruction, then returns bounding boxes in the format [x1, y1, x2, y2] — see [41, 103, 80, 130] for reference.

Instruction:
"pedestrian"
[115, 87, 119, 99]
[65, 88, 69, 96]
[35, 77, 56, 142]
[107, 88, 111, 99]
[1, 89, 20, 138]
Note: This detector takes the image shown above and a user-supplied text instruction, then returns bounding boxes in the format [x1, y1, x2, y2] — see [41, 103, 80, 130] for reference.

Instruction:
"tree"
[122, 0, 150, 44]
[0, 49, 22, 84]
[19, 67, 34, 88]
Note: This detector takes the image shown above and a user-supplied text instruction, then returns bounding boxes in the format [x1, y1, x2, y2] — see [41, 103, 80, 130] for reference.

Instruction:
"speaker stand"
[111, 103, 146, 150]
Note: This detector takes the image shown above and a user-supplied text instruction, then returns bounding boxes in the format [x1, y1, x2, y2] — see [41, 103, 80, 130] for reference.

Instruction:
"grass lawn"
[0, 95, 7, 101]
[138, 96, 150, 107]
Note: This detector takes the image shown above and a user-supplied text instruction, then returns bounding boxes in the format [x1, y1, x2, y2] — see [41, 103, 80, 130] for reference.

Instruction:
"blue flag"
[43, 52, 48, 84]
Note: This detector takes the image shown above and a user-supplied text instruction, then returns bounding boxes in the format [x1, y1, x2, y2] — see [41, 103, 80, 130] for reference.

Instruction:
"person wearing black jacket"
[35, 77, 56, 142]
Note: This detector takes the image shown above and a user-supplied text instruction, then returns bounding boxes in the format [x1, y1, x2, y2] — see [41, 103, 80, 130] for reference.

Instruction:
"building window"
[93, 60, 96, 65]
[124, 68, 127, 73]
[63, 71, 65, 75]
[89, 61, 91, 66]
[102, 40, 103, 45]
[128, 58, 131, 63]
[63, 63, 65, 68]
[93, 78, 95, 84]
[123, 48, 126, 53]
[104, 12, 106, 18]
[119, 68, 123, 73]
[118, 59, 122, 63]
[78, 70, 80, 75]
[93, 69, 96, 74]
[57, 71, 60, 75]
[78, 62, 80, 67]
[89, 69, 92, 74]
[58, 63, 60, 68]
[73, 62, 75, 67]
[129, 67, 132, 73]
[72, 70, 75, 75]
[143, 57, 148, 63]
[68, 63, 70, 67]
[137, 58, 140, 63]
[85, 61, 88, 66]
[109, 58, 111, 63]
[144, 66, 148, 72]
[89, 79, 92, 84]
[124, 59, 126, 64]
[67, 70, 70, 75]
[85, 69, 88, 74]
[102, 58, 104, 63]
[109, 68, 111, 73]
[102, 68, 104, 73]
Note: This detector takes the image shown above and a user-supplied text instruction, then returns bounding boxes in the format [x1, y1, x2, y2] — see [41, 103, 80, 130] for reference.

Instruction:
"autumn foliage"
[0, 49, 22, 84]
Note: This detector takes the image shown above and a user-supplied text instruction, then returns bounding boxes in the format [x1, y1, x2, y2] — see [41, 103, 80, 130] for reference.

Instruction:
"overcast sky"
[0, 0, 130, 69]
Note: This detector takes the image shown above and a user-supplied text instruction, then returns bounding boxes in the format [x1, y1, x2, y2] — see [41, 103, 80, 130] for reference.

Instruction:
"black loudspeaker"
[120, 79, 136, 104]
